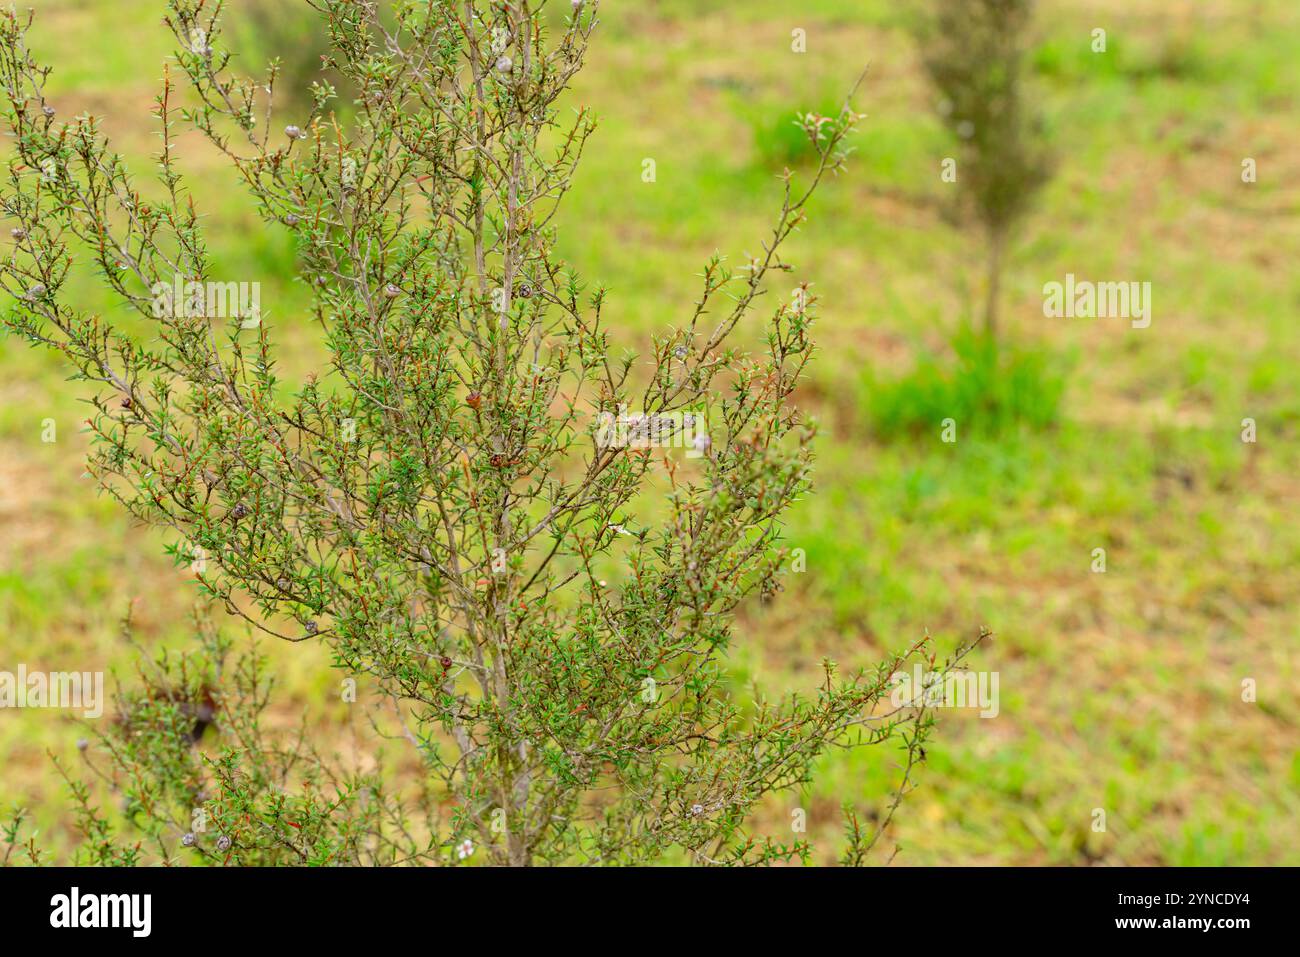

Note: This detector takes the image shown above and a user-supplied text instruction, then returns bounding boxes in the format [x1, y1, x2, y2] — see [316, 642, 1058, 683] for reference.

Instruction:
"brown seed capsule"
[230, 502, 248, 520]
[10, 228, 26, 241]
[466, 391, 482, 410]
[439, 655, 452, 669]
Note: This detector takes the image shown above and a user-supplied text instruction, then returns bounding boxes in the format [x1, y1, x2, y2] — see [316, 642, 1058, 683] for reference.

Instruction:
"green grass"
[859, 326, 1072, 440]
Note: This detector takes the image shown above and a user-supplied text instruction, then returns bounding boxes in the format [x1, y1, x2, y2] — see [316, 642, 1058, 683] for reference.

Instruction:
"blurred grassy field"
[2, 0, 1298, 864]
